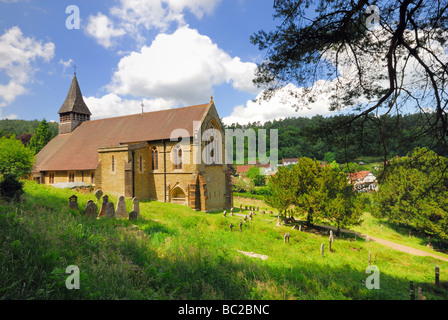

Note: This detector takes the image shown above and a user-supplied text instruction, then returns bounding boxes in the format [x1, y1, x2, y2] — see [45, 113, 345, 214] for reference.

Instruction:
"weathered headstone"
[129, 211, 138, 221]
[299, 225, 302, 231]
[99, 195, 109, 217]
[417, 287, 426, 300]
[435, 266, 440, 286]
[95, 189, 103, 201]
[261, 210, 265, 214]
[330, 230, 334, 242]
[320, 243, 324, 256]
[68, 195, 78, 210]
[269, 210, 273, 214]
[245, 206, 248, 210]
[84, 201, 98, 218]
[284, 233, 290, 244]
[115, 196, 128, 218]
[229, 223, 233, 231]
[239, 220, 243, 232]
[132, 197, 140, 217]
[105, 202, 115, 218]
[257, 206, 259, 211]
[223, 210, 227, 217]
[329, 236, 332, 252]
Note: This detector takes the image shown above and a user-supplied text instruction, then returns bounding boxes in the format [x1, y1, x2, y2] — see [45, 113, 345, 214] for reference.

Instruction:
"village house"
[348, 170, 378, 192]
[32, 74, 233, 212]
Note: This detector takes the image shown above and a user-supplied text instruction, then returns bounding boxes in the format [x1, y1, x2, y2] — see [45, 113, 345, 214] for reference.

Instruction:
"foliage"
[250, 0, 448, 158]
[0, 136, 35, 178]
[266, 157, 362, 230]
[29, 119, 54, 154]
[0, 119, 58, 138]
[372, 147, 448, 239]
[245, 166, 266, 186]
[0, 174, 24, 201]
[232, 176, 255, 193]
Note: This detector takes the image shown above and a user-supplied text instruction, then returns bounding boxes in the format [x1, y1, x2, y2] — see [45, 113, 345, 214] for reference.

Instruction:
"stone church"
[32, 74, 233, 212]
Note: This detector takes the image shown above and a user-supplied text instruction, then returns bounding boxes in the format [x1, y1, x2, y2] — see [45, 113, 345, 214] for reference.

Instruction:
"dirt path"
[317, 224, 448, 263]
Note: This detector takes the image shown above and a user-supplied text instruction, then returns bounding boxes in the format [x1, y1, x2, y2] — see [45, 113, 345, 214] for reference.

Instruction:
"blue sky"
[2, 1, 440, 126]
[1, 0, 317, 125]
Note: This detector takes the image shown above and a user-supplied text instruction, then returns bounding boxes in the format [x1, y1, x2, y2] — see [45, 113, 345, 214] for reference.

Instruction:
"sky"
[0, 0, 338, 126]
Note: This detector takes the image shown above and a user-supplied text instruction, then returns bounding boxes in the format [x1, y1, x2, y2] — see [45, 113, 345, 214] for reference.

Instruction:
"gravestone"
[105, 202, 115, 218]
[115, 196, 128, 219]
[68, 195, 78, 210]
[239, 220, 243, 232]
[99, 195, 109, 217]
[320, 243, 324, 256]
[257, 206, 259, 211]
[223, 210, 227, 217]
[330, 230, 334, 242]
[230, 207, 234, 216]
[284, 233, 290, 244]
[129, 211, 138, 221]
[95, 189, 103, 201]
[84, 201, 98, 218]
[229, 223, 233, 231]
[299, 225, 302, 231]
[132, 197, 140, 217]
[261, 210, 265, 214]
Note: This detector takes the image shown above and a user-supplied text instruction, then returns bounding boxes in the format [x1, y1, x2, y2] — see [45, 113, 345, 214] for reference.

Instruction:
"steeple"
[58, 74, 91, 134]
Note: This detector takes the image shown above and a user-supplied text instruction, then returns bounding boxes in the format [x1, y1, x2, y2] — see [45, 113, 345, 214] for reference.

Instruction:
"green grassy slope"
[1, 181, 447, 300]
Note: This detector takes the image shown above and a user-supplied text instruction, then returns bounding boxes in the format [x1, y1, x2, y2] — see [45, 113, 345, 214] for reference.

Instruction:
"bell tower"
[58, 72, 92, 134]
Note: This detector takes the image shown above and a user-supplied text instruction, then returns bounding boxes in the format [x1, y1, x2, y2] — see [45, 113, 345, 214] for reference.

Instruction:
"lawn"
[1, 181, 447, 300]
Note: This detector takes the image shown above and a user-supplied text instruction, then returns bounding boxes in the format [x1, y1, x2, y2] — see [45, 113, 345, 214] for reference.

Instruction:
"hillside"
[1, 181, 447, 300]
[0, 119, 58, 138]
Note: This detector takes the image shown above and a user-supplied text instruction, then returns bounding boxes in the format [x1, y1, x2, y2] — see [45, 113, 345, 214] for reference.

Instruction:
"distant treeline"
[224, 112, 446, 163]
[0, 119, 58, 140]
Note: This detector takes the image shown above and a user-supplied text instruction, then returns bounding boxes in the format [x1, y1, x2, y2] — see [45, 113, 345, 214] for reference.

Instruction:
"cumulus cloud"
[85, 13, 126, 49]
[222, 83, 333, 125]
[84, 93, 178, 120]
[86, 0, 222, 48]
[0, 26, 55, 106]
[108, 26, 259, 105]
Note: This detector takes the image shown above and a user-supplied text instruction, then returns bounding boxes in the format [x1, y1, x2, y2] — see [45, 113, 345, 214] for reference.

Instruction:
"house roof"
[348, 171, 372, 183]
[58, 74, 92, 115]
[35, 103, 211, 172]
[282, 158, 299, 164]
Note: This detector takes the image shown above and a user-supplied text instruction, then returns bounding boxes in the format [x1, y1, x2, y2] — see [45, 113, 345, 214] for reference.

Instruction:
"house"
[32, 74, 233, 212]
[235, 162, 271, 176]
[281, 158, 299, 166]
[348, 170, 378, 192]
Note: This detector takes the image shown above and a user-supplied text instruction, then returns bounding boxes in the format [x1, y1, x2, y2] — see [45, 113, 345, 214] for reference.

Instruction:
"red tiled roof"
[348, 171, 371, 183]
[34, 103, 211, 172]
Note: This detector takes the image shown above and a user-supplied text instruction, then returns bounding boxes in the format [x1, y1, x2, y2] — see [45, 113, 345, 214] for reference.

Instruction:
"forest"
[0, 119, 58, 143]
[224, 111, 445, 164]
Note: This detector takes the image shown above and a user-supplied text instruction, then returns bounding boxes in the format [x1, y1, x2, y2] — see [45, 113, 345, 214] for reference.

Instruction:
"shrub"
[0, 174, 24, 202]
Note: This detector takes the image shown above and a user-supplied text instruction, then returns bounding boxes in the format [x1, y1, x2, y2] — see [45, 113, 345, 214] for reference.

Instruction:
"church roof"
[34, 103, 211, 172]
[58, 74, 92, 115]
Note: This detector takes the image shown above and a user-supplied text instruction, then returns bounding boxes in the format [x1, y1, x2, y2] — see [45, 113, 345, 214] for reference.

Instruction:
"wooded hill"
[224, 112, 446, 164]
[0, 119, 58, 139]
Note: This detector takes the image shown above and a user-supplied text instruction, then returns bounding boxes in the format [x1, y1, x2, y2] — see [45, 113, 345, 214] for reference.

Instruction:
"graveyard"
[1, 180, 448, 300]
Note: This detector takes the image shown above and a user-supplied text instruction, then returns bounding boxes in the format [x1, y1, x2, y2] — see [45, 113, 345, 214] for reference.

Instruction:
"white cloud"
[222, 83, 333, 125]
[86, 0, 222, 48]
[84, 93, 178, 119]
[58, 58, 73, 72]
[85, 13, 126, 49]
[0, 26, 55, 106]
[108, 26, 258, 106]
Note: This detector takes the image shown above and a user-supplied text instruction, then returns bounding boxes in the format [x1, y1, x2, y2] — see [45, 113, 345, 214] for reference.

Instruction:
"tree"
[0, 136, 35, 178]
[251, 1, 448, 160]
[372, 147, 448, 239]
[29, 119, 54, 154]
[266, 157, 362, 229]
[245, 166, 266, 186]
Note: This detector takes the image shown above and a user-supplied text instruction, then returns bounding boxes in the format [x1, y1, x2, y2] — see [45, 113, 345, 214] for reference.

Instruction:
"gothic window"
[139, 155, 143, 172]
[173, 145, 182, 170]
[112, 156, 115, 172]
[49, 173, 55, 184]
[68, 172, 75, 182]
[151, 148, 159, 171]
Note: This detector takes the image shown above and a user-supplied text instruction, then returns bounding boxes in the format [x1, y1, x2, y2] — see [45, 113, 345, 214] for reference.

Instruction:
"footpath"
[318, 224, 448, 263]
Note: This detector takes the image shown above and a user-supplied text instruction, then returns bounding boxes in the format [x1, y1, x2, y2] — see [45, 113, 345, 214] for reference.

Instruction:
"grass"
[1, 181, 448, 300]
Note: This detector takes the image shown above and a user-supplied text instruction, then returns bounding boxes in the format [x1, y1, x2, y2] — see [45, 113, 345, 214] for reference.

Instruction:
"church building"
[32, 74, 233, 212]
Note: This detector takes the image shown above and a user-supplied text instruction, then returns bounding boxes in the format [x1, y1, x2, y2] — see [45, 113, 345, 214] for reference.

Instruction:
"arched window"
[139, 155, 143, 172]
[151, 148, 158, 170]
[173, 145, 182, 170]
[112, 156, 115, 172]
